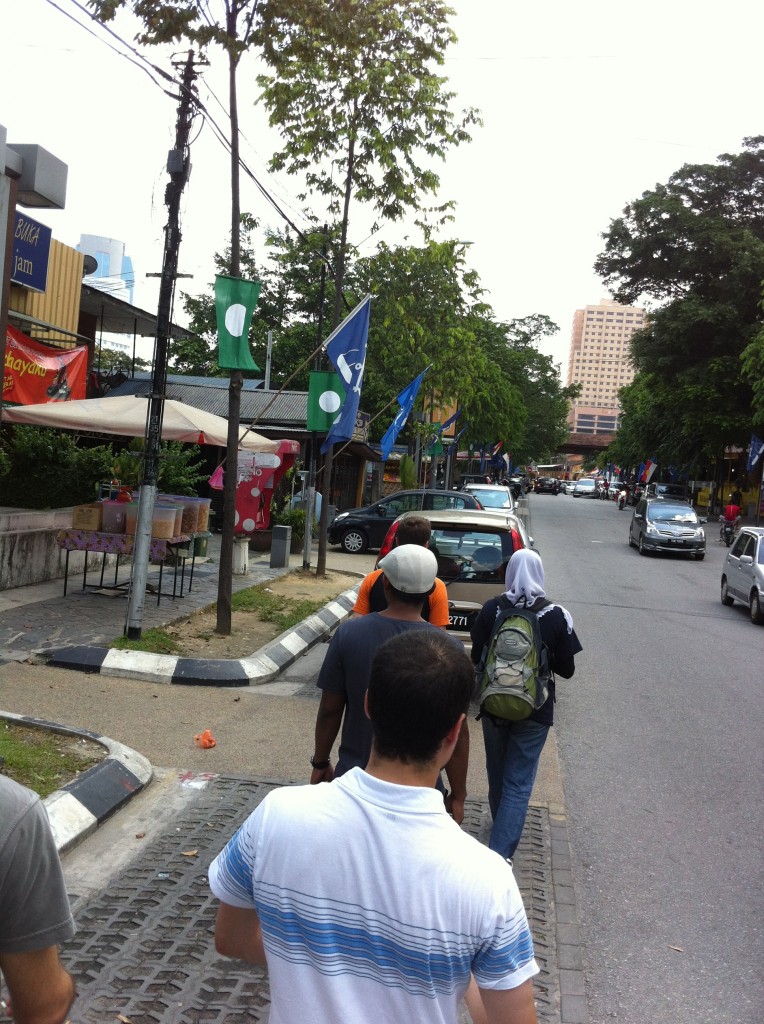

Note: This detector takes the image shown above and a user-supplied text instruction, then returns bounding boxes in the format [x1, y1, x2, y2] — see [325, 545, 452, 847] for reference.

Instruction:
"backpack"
[475, 596, 552, 722]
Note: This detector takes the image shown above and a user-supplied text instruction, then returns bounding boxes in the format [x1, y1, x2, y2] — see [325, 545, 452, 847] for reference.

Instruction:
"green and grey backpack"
[475, 596, 551, 721]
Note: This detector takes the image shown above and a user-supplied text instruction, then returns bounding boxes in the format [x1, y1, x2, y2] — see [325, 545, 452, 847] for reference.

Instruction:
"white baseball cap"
[378, 544, 437, 594]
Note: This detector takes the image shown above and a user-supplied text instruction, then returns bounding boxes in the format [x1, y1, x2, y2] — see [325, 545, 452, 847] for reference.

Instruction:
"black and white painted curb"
[0, 711, 152, 853]
[46, 585, 359, 686]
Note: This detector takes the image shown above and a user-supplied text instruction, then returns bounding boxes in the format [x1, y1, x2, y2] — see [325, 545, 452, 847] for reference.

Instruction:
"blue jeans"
[481, 717, 550, 859]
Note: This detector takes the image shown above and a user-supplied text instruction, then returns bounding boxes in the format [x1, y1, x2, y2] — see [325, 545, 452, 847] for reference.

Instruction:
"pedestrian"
[0, 775, 77, 1024]
[351, 514, 449, 625]
[470, 549, 582, 862]
[310, 544, 468, 822]
[209, 630, 539, 1024]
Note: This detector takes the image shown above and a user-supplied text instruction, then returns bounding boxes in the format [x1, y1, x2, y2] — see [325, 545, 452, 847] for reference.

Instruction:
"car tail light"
[376, 520, 399, 564]
[511, 528, 523, 552]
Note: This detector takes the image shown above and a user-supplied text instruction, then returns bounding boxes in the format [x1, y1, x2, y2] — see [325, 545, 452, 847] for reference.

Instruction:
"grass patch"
[230, 583, 326, 631]
[109, 582, 328, 654]
[0, 722, 104, 798]
[110, 627, 183, 655]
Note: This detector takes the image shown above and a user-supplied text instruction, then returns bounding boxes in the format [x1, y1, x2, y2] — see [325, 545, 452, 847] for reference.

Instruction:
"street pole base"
[126, 626, 142, 641]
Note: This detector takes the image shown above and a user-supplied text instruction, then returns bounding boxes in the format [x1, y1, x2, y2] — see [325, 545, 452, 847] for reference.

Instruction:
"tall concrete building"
[566, 297, 645, 434]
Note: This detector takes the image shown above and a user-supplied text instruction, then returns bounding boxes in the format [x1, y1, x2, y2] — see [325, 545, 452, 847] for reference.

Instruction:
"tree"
[255, 0, 479, 323]
[595, 138, 764, 469]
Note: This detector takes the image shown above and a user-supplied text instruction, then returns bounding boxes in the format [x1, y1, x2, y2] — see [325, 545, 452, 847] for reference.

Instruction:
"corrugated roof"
[108, 375, 307, 426]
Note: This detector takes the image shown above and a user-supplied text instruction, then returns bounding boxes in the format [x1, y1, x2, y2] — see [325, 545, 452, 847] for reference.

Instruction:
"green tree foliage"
[0, 427, 113, 508]
[741, 290, 764, 430]
[596, 137, 764, 468]
[93, 347, 151, 376]
[255, 0, 479, 325]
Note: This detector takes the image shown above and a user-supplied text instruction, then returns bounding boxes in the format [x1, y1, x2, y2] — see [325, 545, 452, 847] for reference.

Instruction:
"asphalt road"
[527, 491, 763, 1024]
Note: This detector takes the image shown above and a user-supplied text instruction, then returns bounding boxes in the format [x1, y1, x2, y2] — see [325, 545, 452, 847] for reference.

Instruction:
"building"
[566, 297, 645, 435]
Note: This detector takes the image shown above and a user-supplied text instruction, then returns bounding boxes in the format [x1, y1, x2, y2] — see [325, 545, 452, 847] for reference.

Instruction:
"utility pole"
[126, 50, 197, 639]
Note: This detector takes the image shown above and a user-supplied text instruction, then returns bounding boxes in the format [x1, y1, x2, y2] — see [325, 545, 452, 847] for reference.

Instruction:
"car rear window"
[430, 527, 515, 583]
[465, 488, 509, 506]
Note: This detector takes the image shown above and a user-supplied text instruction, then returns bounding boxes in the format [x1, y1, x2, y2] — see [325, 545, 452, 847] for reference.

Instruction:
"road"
[527, 491, 763, 1024]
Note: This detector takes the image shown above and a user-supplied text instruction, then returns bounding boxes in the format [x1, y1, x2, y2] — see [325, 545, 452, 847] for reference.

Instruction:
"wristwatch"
[310, 755, 331, 770]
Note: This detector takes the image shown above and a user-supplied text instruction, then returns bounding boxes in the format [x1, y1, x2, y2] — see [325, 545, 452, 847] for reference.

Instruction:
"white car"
[572, 478, 597, 498]
[462, 483, 516, 512]
[721, 527, 764, 624]
[563, 480, 578, 495]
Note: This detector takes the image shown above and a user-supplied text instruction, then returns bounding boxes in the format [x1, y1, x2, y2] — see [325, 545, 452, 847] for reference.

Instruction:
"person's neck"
[365, 753, 440, 789]
[378, 600, 425, 622]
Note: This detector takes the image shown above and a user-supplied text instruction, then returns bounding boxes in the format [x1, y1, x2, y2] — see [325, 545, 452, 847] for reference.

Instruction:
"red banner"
[4, 325, 88, 405]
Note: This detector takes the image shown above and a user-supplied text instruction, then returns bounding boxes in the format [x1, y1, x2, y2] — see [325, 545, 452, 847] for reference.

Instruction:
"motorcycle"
[617, 488, 628, 510]
[720, 517, 739, 546]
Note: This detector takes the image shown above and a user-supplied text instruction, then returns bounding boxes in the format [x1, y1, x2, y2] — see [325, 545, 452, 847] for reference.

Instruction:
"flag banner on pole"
[747, 434, 764, 471]
[636, 461, 646, 482]
[491, 440, 503, 456]
[215, 275, 261, 371]
[321, 296, 372, 453]
[380, 368, 429, 461]
[440, 408, 461, 435]
[308, 370, 344, 432]
[452, 421, 470, 447]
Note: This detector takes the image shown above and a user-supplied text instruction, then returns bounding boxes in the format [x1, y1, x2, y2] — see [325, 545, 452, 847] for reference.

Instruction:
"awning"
[1, 395, 278, 452]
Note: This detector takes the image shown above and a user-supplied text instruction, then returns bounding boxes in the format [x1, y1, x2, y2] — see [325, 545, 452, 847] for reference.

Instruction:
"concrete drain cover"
[64, 776, 559, 1023]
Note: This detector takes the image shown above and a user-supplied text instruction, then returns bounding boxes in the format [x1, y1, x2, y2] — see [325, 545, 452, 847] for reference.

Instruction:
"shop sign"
[4, 324, 87, 404]
[11, 211, 52, 292]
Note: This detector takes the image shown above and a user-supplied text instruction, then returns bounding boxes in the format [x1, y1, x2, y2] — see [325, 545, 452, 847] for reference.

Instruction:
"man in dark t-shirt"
[310, 545, 469, 823]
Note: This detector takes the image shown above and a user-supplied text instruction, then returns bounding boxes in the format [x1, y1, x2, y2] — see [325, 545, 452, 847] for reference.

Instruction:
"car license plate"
[449, 613, 471, 629]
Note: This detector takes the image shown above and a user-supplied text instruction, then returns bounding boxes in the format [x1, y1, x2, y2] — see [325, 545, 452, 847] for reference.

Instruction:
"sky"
[3, 0, 764, 374]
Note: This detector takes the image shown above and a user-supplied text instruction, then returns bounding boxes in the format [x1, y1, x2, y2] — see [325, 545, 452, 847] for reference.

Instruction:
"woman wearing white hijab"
[470, 549, 582, 862]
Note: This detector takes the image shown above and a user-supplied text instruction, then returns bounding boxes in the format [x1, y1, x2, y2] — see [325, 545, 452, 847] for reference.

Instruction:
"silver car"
[721, 526, 764, 624]
[391, 508, 531, 641]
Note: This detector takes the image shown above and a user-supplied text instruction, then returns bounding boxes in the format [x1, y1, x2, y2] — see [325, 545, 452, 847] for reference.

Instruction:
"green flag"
[215, 275, 261, 371]
[307, 370, 344, 431]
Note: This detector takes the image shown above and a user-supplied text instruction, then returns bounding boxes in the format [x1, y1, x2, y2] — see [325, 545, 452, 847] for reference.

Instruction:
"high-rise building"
[566, 297, 645, 434]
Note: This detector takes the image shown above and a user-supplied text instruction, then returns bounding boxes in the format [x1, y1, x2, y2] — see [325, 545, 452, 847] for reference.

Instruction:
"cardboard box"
[71, 503, 103, 531]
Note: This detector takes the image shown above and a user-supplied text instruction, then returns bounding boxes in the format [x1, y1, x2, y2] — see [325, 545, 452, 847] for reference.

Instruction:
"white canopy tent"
[1, 395, 278, 453]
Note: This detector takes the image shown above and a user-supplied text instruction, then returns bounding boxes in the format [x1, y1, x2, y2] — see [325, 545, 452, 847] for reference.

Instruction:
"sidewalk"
[0, 515, 587, 1023]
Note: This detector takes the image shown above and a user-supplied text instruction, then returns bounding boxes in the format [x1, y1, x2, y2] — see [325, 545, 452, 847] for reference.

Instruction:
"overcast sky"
[3, 0, 763, 373]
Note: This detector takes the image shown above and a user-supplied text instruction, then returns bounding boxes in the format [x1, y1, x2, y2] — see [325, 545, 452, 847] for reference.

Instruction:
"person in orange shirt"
[352, 515, 449, 627]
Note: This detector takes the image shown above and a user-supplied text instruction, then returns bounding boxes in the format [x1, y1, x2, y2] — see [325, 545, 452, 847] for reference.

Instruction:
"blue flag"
[321, 296, 371, 454]
[440, 408, 461, 434]
[747, 434, 763, 471]
[380, 368, 429, 461]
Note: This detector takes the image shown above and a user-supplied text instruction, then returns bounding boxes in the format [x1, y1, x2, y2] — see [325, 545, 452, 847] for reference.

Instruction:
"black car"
[328, 489, 483, 553]
[644, 482, 691, 503]
[534, 476, 560, 495]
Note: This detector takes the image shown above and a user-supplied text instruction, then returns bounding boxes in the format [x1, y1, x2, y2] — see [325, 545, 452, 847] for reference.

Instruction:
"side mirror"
[740, 554, 753, 565]
[699, 517, 708, 525]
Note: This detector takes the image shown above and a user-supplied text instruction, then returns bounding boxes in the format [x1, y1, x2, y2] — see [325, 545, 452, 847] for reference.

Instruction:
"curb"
[0, 710, 153, 853]
[45, 585, 359, 685]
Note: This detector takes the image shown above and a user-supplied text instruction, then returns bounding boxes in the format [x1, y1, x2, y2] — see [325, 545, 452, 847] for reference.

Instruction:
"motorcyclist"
[617, 483, 629, 510]
[720, 496, 741, 542]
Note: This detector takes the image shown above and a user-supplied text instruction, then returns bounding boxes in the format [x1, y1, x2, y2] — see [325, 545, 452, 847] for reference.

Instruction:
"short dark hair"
[367, 631, 473, 764]
[396, 516, 432, 548]
[384, 580, 430, 607]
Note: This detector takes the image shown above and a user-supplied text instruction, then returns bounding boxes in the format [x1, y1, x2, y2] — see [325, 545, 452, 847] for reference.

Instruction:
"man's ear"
[363, 689, 371, 721]
[443, 713, 466, 750]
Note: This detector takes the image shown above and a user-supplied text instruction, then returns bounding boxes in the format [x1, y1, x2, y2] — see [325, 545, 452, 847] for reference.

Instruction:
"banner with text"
[4, 324, 88, 404]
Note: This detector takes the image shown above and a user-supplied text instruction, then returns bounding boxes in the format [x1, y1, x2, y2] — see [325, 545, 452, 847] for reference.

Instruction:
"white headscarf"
[504, 548, 575, 633]
[504, 548, 545, 606]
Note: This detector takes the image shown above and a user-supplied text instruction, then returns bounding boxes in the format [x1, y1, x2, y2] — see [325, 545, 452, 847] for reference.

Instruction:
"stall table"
[56, 530, 201, 603]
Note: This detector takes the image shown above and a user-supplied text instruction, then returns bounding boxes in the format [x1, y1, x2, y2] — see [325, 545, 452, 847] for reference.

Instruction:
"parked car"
[507, 476, 525, 499]
[462, 483, 516, 512]
[384, 508, 529, 640]
[720, 527, 764, 624]
[571, 478, 598, 498]
[534, 476, 560, 495]
[562, 479, 578, 495]
[328, 489, 483, 554]
[644, 482, 692, 503]
[457, 472, 493, 487]
[628, 499, 706, 559]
